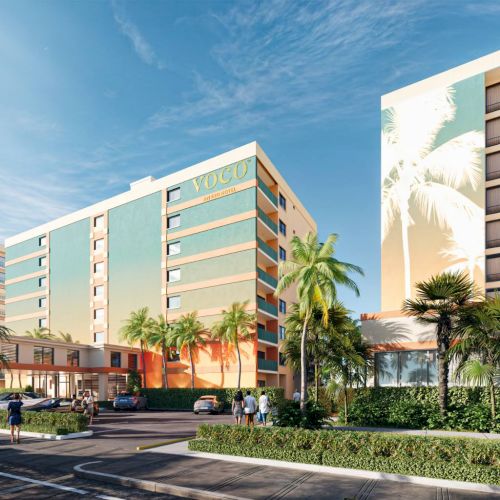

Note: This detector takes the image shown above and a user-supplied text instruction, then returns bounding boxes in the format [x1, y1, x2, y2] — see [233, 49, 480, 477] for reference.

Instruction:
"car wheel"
[194, 411, 199, 415]
[113, 408, 119, 411]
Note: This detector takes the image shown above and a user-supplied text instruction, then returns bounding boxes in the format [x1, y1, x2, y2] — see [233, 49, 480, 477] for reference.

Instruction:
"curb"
[74, 461, 248, 499]
[136, 435, 195, 451]
[0, 429, 93, 440]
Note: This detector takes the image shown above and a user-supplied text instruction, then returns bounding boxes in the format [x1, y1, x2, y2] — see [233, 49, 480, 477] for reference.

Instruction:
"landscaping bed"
[189, 424, 500, 485]
[0, 409, 88, 435]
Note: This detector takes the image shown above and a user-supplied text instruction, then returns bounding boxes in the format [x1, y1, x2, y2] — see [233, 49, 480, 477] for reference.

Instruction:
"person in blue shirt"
[7, 393, 23, 444]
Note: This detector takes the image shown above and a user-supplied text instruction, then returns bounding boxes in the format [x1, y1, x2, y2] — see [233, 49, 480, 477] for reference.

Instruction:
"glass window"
[375, 352, 399, 387]
[0, 256, 4, 267]
[94, 215, 104, 229]
[257, 351, 266, 360]
[39, 256, 47, 267]
[279, 352, 286, 366]
[167, 187, 181, 202]
[279, 299, 286, 314]
[279, 220, 286, 236]
[39, 318, 47, 328]
[167, 295, 181, 309]
[39, 297, 46, 308]
[0, 272, 4, 284]
[94, 308, 104, 321]
[94, 239, 104, 251]
[279, 193, 286, 210]
[39, 235, 46, 247]
[34, 346, 54, 365]
[94, 285, 104, 297]
[67, 350, 79, 367]
[167, 214, 181, 229]
[0, 343, 18, 363]
[128, 353, 138, 370]
[167, 268, 181, 283]
[169, 348, 180, 361]
[279, 246, 286, 260]
[94, 262, 104, 274]
[279, 325, 286, 340]
[94, 331, 104, 343]
[39, 277, 47, 287]
[167, 241, 181, 256]
[110, 351, 121, 368]
[400, 350, 429, 386]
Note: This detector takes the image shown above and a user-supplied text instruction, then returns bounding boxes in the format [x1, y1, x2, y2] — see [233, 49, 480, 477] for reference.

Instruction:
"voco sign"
[192, 159, 250, 193]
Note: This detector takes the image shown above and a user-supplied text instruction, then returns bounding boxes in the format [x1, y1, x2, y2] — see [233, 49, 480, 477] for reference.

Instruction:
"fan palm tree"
[212, 301, 256, 389]
[171, 312, 207, 390]
[275, 232, 363, 411]
[119, 308, 153, 389]
[382, 86, 483, 299]
[58, 331, 79, 344]
[25, 327, 54, 340]
[148, 315, 174, 389]
[402, 271, 477, 415]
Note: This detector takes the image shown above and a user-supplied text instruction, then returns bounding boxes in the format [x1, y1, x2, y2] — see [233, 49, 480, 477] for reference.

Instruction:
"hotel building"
[2, 142, 315, 398]
[363, 50, 500, 387]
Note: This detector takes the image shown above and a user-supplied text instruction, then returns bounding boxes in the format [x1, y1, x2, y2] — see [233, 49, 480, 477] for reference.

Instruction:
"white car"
[0, 393, 49, 410]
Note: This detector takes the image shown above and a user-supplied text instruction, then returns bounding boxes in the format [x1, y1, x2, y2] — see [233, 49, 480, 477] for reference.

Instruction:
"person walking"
[70, 394, 78, 412]
[258, 390, 271, 426]
[7, 393, 23, 444]
[243, 390, 257, 428]
[292, 389, 300, 402]
[82, 390, 95, 425]
[232, 390, 244, 425]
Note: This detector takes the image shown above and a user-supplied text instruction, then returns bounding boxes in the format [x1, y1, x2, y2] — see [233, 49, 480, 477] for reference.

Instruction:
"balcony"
[257, 237, 277, 264]
[258, 358, 278, 372]
[258, 327, 278, 345]
[258, 177, 277, 207]
[486, 273, 500, 283]
[258, 268, 278, 290]
[487, 136, 500, 148]
[487, 169, 500, 181]
[257, 296, 278, 318]
[486, 239, 500, 249]
[486, 204, 500, 215]
[258, 207, 277, 234]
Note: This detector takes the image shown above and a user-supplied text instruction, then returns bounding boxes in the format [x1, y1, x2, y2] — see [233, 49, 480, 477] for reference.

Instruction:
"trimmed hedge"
[189, 424, 500, 485]
[142, 387, 285, 410]
[342, 387, 500, 432]
[0, 410, 88, 435]
[0, 388, 23, 393]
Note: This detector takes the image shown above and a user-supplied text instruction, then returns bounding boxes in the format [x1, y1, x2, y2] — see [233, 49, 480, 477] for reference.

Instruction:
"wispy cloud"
[111, 0, 165, 69]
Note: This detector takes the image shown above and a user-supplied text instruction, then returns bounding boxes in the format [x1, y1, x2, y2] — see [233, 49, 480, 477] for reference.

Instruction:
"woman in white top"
[243, 390, 257, 428]
[258, 391, 271, 426]
[83, 391, 95, 425]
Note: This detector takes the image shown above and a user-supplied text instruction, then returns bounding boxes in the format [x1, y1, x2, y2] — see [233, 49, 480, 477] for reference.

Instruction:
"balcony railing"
[486, 102, 500, 114]
[487, 136, 500, 148]
[486, 273, 500, 282]
[258, 177, 277, 206]
[258, 358, 278, 372]
[486, 204, 500, 215]
[257, 237, 277, 262]
[258, 268, 278, 289]
[486, 238, 500, 249]
[258, 208, 278, 234]
[257, 296, 278, 317]
[487, 169, 500, 181]
[258, 327, 278, 344]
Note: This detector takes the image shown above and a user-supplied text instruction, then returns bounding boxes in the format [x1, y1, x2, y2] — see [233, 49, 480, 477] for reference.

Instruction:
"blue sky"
[1, 0, 499, 316]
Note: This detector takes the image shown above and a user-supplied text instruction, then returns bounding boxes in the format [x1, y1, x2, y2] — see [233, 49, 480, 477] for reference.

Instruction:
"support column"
[98, 373, 109, 401]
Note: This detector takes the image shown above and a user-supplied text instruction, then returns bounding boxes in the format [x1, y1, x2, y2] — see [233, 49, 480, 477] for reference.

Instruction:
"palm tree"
[402, 271, 477, 415]
[25, 327, 54, 340]
[0, 325, 13, 371]
[58, 331, 79, 344]
[275, 232, 363, 411]
[212, 301, 256, 389]
[119, 308, 153, 389]
[148, 315, 174, 389]
[171, 312, 207, 390]
[382, 86, 483, 299]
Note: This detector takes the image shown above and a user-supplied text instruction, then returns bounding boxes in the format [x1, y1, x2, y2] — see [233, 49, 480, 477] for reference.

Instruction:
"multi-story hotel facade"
[2, 142, 315, 398]
[363, 50, 500, 387]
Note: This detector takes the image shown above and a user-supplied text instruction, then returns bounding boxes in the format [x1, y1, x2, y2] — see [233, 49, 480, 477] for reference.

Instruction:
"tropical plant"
[58, 331, 79, 343]
[382, 86, 483, 298]
[275, 232, 362, 411]
[0, 325, 12, 370]
[402, 271, 477, 415]
[171, 312, 208, 390]
[25, 327, 55, 340]
[212, 301, 256, 389]
[148, 315, 174, 389]
[126, 369, 143, 394]
[119, 308, 153, 388]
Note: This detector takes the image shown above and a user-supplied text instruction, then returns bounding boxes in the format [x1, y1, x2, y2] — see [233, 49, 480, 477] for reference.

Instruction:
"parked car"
[25, 398, 66, 412]
[0, 392, 39, 401]
[113, 392, 147, 411]
[193, 395, 223, 415]
[0, 394, 48, 410]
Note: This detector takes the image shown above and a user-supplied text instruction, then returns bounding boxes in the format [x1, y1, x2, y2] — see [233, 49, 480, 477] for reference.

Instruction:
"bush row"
[142, 387, 285, 410]
[0, 410, 88, 435]
[342, 387, 500, 432]
[0, 388, 23, 393]
[189, 424, 500, 485]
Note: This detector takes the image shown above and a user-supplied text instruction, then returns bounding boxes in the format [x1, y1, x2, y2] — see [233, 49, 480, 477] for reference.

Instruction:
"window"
[39, 318, 47, 328]
[167, 268, 181, 283]
[279, 299, 286, 314]
[167, 214, 181, 229]
[279, 193, 287, 210]
[39, 235, 47, 247]
[486, 254, 500, 282]
[110, 351, 121, 368]
[279, 352, 286, 366]
[94, 285, 104, 297]
[257, 379, 266, 388]
[94, 308, 104, 321]
[128, 353, 138, 370]
[257, 350, 266, 360]
[279, 246, 286, 261]
[94, 262, 104, 274]
[167, 187, 181, 202]
[169, 348, 180, 361]
[167, 241, 181, 256]
[67, 350, 79, 367]
[167, 295, 181, 309]
[39, 277, 47, 287]
[38, 297, 47, 308]
[94, 239, 104, 251]
[34, 346, 54, 365]
[279, 220, 286, 236]
[0, 343, 18, 363]
[0, 272, 4, 284]
[94, 331, 104, 343]
[279, 325, 286, 340]
[39, 256, 47, 267]
[0, 256, 4, 267]
[94, 215, 104, 229]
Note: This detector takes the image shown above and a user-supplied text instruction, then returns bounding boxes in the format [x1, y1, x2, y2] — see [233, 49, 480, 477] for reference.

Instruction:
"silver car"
[113, 392, 148, 411]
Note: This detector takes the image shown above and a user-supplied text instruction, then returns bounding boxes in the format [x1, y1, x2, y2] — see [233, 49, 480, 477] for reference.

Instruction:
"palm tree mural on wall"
[382, 86, 483, 299]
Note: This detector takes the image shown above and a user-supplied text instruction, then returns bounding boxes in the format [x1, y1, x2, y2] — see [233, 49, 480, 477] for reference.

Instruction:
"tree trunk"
[401, 208, 411, 300]
[437, 338, 449, 416]
[300, 314, 310, 412]
[344, 386, 348, 424]
[161, 343, 168, 389]
[141, 341, 147, 389]
[314, 362, 319, 403]
[490, 382, 496, 421]
[189, 347, 195, 390]
[236, 340, 242, 390]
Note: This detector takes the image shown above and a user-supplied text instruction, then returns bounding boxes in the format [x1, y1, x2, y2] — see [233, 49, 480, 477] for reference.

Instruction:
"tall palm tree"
[171, 312, 207, 390]
[382, 86, 483, 299]
[275, 232, 363, 411]
[402, 271, 477, 415]
[58, 331, 79, 344]
[212, 301, 256, 389]
[148, 315, 174, 389]
[25, 327, 54, 340]
[119, 308, 153, 389]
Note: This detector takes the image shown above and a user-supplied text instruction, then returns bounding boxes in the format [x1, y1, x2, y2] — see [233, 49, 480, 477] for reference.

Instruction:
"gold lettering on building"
[192, 158, 251, 193]
[203, 186, 237, 202]
[204, 172, 218, 190]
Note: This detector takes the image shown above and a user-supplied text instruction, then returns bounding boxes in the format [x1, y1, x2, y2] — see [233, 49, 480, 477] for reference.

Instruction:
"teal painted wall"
[50, 218, 90, 342]
[108, 193, 162, 344]
[6, 236, 45, 261]
[6, 297, 44, 317]
[7, 319, 40, 336]
[7, 257, 46, 280]
[6, 277, 45, 299]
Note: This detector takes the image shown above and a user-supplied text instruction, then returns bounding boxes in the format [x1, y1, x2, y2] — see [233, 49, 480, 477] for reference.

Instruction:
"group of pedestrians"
[71, 391, 95, 424]
[231, 390, 271, 428]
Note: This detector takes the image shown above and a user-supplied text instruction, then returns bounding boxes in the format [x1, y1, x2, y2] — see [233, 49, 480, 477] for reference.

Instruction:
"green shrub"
[141, 387, 285, 410]
[189, 424, 500, 485]
[127, 369, 142, 393]
[0, 410, 87, 435]
[24, 385, 34, 393]
[0, 388, 23, 394]
[273, 400, 327, 429]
